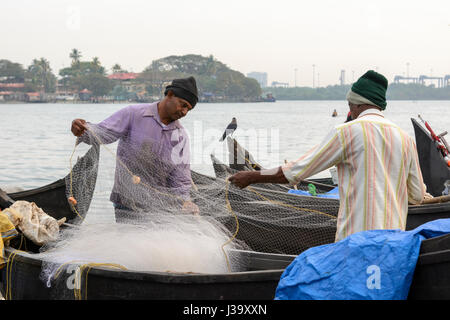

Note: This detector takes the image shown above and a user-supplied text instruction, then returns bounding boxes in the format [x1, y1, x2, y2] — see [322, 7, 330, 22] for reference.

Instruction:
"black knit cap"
[164, 76, 198, 108]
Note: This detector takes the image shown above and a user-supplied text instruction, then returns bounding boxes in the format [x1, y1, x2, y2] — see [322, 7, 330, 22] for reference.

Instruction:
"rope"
[52, 260, 127, 300]
[222, 179, 240, 272]
[4, 249, 26, 300]
[75, 262, 127, 300]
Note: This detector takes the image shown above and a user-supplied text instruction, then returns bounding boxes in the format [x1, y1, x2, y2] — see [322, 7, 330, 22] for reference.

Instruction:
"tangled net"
[28, 123, 339, 287]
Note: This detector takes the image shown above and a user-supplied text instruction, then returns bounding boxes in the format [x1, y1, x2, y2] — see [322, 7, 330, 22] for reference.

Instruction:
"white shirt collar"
[357, 108, 384, 119]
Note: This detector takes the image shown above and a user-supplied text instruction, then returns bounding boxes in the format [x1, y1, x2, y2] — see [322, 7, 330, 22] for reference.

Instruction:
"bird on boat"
[219, 117, 237, 142]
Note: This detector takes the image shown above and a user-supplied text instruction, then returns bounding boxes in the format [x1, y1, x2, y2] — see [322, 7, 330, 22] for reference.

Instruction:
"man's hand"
[423, 192, 434, 201]
[71, 119, 87, 137]
[228, 171, 254, 189]
[182, 200, 200, 215]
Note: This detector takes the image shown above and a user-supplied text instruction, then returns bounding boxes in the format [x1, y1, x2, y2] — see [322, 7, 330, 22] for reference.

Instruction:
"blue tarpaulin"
[275, 218, 450, 300]
[288, 187, 340, 199]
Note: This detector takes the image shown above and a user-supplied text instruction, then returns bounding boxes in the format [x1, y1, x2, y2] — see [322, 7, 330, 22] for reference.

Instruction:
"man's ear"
[166, 89, 174, 98]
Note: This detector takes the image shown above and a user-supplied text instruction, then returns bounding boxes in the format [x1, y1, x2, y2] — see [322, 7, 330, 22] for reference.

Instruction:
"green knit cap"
[351, 70, 388, 110]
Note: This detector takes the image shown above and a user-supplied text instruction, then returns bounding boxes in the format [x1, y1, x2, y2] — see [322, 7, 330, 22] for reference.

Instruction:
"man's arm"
[230, 128, 344, 189]
[72, 106, 132, 145]
[228, 167, 288, 189]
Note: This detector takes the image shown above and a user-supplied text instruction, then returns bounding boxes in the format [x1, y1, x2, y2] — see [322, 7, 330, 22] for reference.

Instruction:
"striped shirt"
[282, 109, 425, 242]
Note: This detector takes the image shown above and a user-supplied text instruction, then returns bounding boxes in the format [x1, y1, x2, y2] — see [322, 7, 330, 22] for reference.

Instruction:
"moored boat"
[1, 247, 295, 300]
[411, 117, 450, 197]
[3, 233, 450, 300]
[216, 136, 450, 233]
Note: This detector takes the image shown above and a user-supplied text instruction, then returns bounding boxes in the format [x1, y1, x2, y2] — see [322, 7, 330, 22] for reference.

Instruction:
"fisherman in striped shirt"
[229, 70, 427, 242]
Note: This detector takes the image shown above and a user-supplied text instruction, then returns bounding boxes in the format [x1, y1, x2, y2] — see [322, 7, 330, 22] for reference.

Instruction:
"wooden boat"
[411, 117, 450, 197]
[214, 137, 336, 193]
[2, 233, 450, 300]
[2, 127, 450, 299]
[2, 132, 449, 255]
[216, 135, 450, 234]
[408, 232, 450, 299]
[1, 247, 296, 300]
[0, 144, 100, 224]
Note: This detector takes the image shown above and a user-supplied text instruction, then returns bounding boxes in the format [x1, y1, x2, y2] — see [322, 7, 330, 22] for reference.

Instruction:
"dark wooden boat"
[2, 132, 449, 256]
[2, 130, 450, 299]
[213, 136, 336, 193]
[225, 136, 336, 187]
[214, 136, 450, 234]
[411, 117, 450, 197]
[1, 247, 295, 300]
[3, 233, 450, 300]
[408, 233, 450, 299]
[0, 144, 100, 223]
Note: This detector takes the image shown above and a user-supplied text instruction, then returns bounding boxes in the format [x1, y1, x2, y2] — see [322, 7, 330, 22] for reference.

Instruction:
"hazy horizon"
[1, 0, 449, 87]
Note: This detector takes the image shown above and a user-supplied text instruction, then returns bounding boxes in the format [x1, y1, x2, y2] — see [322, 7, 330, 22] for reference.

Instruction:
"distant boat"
[262, 93, 276, 102]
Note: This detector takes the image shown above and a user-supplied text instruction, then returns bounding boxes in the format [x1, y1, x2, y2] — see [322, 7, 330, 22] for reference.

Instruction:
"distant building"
[271, 81, 289, 88]
[0, 83, 25, 91]
[25, 92, 42, 103]
[107, 72, 145, 94]
[78, 88, 92, 101]
[247, 72, 268, 88]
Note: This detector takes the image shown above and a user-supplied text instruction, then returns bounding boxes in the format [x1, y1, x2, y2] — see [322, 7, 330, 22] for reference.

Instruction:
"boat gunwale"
[4, 248, 295, 284]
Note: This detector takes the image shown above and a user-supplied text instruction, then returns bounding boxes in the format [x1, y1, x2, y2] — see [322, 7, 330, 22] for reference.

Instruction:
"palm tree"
[39, 58, 50, 73]
[91, 56, 106, 74]
[112, 63, 122, 74]
[92, 57, 100, 67]
[27, 58, 55, 92]
[70, 48, 82, 66]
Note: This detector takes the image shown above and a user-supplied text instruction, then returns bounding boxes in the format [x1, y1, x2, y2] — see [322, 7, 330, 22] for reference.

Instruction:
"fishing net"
[20, 122, 339, 289]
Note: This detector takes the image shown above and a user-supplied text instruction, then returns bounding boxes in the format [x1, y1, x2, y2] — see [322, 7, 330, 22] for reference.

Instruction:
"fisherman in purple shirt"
[71, 77, 200, 222]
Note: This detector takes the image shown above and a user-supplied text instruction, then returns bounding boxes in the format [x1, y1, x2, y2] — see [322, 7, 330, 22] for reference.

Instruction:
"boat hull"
[408, 233, 450, 299]
[1, 248, 294, 300]
[3, 235, 450, 300]
[411, 118, 450, 196]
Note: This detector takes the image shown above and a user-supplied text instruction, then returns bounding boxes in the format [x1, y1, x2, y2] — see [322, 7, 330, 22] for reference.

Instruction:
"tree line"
[263, 83, 450, 100]
[0, 51, 262, 101]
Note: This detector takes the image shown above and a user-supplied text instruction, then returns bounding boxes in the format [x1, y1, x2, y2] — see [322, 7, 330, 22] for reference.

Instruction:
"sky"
[1, 0, 450, 87]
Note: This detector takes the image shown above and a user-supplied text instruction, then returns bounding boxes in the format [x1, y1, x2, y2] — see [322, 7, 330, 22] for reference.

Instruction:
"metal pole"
[312, 64, 316, 88]
[294, 68, 297, 87]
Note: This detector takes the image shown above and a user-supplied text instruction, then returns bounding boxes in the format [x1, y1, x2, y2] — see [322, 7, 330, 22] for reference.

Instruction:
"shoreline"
[2, 99, 450, 105]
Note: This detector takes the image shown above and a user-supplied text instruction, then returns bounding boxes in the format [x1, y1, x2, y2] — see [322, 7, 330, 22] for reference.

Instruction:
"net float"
[132, 175, 141, 184]
[68, 196, 77, 206]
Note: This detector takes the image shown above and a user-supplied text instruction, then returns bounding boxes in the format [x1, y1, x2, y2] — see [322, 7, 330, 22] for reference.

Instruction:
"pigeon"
[219, 117, 237, 141]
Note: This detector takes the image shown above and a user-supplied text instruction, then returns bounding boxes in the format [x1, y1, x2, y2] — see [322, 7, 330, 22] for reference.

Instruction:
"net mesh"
[30, 123, 339, 285]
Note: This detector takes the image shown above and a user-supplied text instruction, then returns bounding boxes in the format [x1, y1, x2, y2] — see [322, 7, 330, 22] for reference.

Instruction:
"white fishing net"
[24, 122, 339, 289]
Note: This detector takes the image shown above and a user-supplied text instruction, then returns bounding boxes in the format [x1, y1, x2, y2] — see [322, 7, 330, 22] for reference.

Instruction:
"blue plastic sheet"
[288, 187, 340, 199]
[275, 218, 450, 300]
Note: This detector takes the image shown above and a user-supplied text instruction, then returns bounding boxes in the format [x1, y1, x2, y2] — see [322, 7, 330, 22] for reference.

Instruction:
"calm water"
[1, 100, 449, 191]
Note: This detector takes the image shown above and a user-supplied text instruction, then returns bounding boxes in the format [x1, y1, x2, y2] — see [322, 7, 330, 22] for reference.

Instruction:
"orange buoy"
[68, 196, 77, 206]
[132, 175, 141, 184]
